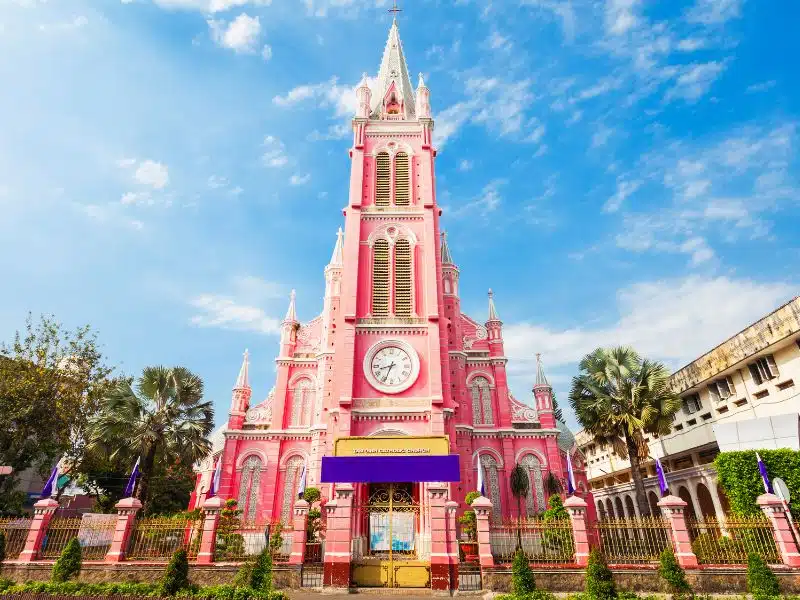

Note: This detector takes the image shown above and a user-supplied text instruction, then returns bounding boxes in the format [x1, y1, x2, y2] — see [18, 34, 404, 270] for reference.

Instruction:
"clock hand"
[382, 363, 396, 382]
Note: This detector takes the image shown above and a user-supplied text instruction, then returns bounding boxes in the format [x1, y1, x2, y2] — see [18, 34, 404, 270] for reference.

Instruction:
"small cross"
[388, 0, 402, 18]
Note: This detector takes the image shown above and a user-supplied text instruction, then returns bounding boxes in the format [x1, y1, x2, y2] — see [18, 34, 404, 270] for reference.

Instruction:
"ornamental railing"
[591, 517, 672, 564]
[489, 518, 575, 565]
[0, 517, 32, 559]
[689, 515, 780, 565]
[125, 517, 201, 561]
[39, 516, 117, 561]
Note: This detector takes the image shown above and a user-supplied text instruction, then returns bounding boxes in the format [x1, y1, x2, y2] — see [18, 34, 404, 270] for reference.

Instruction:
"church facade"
[192, 17, 591, 545]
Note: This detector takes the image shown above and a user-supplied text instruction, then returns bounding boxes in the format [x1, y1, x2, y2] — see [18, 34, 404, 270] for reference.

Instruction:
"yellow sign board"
[333, 436, 450, 457]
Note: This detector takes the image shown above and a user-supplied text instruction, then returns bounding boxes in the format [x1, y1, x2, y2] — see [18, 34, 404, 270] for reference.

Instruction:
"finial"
[285, 289, 297, 322]
[329, 227, 344, 265]
[388, 0, 402, 20]
[418, 72, 426, 88]
[234, 348, 250, 389]
[441, 230, 454, 265]
[488, 289, 500, 321]
[359, 72, 369, 87]
[535, 353, 550, 388]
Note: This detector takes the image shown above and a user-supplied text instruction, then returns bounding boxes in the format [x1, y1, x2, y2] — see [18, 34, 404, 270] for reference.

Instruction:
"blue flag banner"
[41, 465, 59, 498]
[756, 452, 773, 494]
[476, 455, 485, 497]
[566, 453, 576, 495]
[655, 457, 669, 496]
[297, 462, 307, 499]
[208, 458, 221, 498]
[124, 457, 140, 498]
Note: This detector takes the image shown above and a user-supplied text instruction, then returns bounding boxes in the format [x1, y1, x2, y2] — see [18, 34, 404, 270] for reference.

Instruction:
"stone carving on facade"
[245, 387, 275, 425]
[510, 392, 539, 423]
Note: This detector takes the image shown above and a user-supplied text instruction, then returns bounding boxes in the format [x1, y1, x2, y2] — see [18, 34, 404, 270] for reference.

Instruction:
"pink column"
[445, 500, 460, 584]
[289, 498, 310, 565]
[196, 496, 224, 565]
[758, 493, 800, 567]
[658, 495, 698, 568]
[18, 498, 59, 562]
[323, 483, 354, 588]
[472, 496, 494, 568]
[105, 497, 142, 563]
[564, 495, 590, 566]
[428, 483, 451, 590]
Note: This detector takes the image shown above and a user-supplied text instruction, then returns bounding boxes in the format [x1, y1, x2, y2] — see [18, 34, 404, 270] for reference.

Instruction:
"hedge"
[715, 449, 800, 519]
[0, 581, 285, 600]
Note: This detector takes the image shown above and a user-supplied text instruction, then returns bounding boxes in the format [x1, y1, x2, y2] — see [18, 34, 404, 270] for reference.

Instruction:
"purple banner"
[320, 455, 460, 483]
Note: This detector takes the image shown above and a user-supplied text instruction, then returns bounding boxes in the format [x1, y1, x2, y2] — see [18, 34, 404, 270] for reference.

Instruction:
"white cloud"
[433, 102, 472, 149]
[486, 31, 512, 51]
[262, 135, 288, 167]
[458, 159, 473, 171]
[605, 0, 639, 36]
[677, 38, 706, 52]
[208, 175, 228, 188]
[448, 179, 504, 218]
[604, 178, 641, 213]
[591, 124, 614, 148]
[290, 173, 310, 185]
[120, 191, 153, 205]
[208, 13, 261, 53]
[134, 160, 169, 189]
[686, 0, 743, 25]
[520, 0, 576, 43]
[746, 80, 776, 94]
[151, 0, 271, 12]
[664, 61, 726, 103]
[261, 44, 272, 60]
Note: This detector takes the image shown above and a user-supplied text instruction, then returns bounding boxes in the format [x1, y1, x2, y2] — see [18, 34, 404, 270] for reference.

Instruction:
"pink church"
[192, 16, 592, 556]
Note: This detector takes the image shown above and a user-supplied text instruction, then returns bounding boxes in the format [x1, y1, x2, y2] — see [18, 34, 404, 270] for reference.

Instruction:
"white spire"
[284, 289, 297, 322]
[234, 349, 250, 389]
[371, 19, 416, 119]
[535, 353, 551, 388]
[418, 72, 426, 89]
[441, 231, 454, 265]
[329, 228, 344, 265]
[488, 289, 500, 321]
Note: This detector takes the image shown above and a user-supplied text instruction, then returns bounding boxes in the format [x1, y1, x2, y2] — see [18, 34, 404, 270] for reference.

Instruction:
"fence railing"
[490, 519, 575, 565]
[39, 516, 117, 561]
[689, 515, 781, 565]
[591, 517, 672, 564]
[126, 517, 201, 561]
[0, 517, 32, 559]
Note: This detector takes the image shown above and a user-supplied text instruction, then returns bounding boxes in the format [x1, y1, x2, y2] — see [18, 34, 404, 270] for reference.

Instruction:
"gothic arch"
[236, 449, 269, 469]
[514, 448, 547, 467]
[472, 447, 504, 468]
[370, 140, 415, 158]
[368, 427, 410, 436]
[520, 453, 546, 516]
[470, 376, 494, 425]
[279, 449, 310, 469]
[367, 223, 418, 247]
[478, 453, 502, 521]
[289, 372, 318, 387]
[466, 370, 496, 387]
[280, 455, 306, 524]
[237, 455, 263, 523]
[288, 377, 314, 427]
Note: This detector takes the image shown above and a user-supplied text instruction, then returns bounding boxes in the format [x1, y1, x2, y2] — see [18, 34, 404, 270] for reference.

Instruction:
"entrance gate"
[352, 483, 430, 588]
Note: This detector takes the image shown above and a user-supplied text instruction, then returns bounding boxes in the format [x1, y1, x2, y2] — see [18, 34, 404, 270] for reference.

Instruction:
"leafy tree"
[89, 366, 213, 510]
[0, 531, 6, 564]
[569, 346, 681, 516]
[159, 549, 190, 596]
[585, 548, 616, 600]
[250, 547, 273, 592]
[52, 538, 82, 582]
[511, 549, 536, 595]
[541, 495, 573, 556]
[215, 499, 244, 560]
[658, 548, 692, 599]
[269, 525, 284, 558]
[545, 471, 563, 498]
[552, 391, 564, 423]
[747, 553, 780, 600]
[0, 314, 114, 512]
[302, 487, 321, 504]
[458, 491, 481, 542]
[510, 463, 530, 549]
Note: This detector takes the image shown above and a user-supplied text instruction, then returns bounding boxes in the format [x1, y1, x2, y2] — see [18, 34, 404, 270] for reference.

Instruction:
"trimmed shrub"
[512, 548, 536, 595]
[51, 538, 82, 583]
[0, 580, 286, 599]
[268, 527, 283, 557]
[0, 531, 5, 563]
[658, 548, 692, 599]
[585, 548, 616, 600]
[160, 549, 191, 596]
[747, 552, 780, 600]
[233, 559, 256, 588]
[250, 547, 273, 592]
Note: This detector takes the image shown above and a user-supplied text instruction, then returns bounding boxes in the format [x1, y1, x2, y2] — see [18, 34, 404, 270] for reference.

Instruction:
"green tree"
[510, 463, 530, 549]
[89, 366, 213, 509]
[51, 538, 82, 582]
[569, 346, 681, 516]
[0, 314, 114, 512]
[511, 548, 536, 595]
[159, 549, 190, 596]
[658, 548, 692, 599]
[458, 491, 481, 542]
[250, 547, 273, 592]
[747, 553, 780, 600]
[552, 391, 564, 423]
[585, 548, 616, 600]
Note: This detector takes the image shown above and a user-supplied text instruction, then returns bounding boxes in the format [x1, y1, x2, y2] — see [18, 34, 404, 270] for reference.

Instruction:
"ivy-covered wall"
[714, 449, 800, 519]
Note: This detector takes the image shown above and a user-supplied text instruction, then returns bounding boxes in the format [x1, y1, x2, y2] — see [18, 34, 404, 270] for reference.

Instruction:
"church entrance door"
[351, 483, 430, 588]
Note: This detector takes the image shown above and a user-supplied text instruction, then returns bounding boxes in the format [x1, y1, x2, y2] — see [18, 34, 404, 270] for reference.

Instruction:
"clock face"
[364, 340, 420, 394]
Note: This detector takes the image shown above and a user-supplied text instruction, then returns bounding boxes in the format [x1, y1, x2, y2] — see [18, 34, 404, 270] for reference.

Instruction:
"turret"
[280, 290, 299, 358]
[533, 353, 556, 428]
[322, 229, 343, 350]
[441, 232, 459, 297]
[355, 73, 371, 119]
[228, 349, 251, 429]
[486, 289, 504, 358]
[415, 73, 431, 119]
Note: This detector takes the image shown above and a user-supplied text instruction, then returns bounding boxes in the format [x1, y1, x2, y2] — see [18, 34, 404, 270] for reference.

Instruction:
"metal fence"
[591, 517, 672, 564]
[458, 541, 482, 591]
[40, 516, 117, 560]
[689, 515, 780, 565]
[490, 518, 575, 565]
[126, 517, 201, 561]
[0, 517, 32, 559]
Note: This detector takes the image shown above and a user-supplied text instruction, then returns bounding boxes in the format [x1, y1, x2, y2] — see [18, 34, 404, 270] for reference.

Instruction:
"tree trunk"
[135, 444, 158, 511]
[516, 497, 523, 550]
[624, 430, 651, 517]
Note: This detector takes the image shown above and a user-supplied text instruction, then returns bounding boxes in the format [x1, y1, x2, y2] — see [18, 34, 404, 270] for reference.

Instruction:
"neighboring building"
[191, 17, 591, 540]
[578, 296, 800, 522]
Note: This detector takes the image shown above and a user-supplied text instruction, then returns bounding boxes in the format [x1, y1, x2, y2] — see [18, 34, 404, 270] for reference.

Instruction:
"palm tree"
[90, 366, 214, 507]
[568, 347, 681, 517]
[510, 463, 530, 549]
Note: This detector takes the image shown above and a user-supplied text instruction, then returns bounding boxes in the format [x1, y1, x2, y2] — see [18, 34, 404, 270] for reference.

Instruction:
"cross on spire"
[388, 0, 402, 19]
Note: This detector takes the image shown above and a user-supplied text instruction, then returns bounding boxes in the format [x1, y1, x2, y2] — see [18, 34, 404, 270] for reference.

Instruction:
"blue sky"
[1, 0, 798, 430]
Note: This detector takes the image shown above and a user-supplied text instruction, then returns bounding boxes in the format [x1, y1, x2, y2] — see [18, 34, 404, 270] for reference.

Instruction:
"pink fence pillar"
[323, 483, 354, 588]
[658, 495, 698, 568]
[18, 498, 59, 562]
[196, 496, 224, 565]
[289, 498, 310, 565]
[105, 497, 142, 563]
[472, 496, 494, 568]
[564, 495, 590, 566]
[428, 483, 453, 591]
[445, 500, 459, 587]
[758, 493, 800, 567]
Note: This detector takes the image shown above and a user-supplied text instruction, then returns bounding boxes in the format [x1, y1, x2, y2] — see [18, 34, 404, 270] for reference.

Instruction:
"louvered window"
[708, 376, 735, 401]
[683, 393, 702, 415]
[376, 152, 390, 207]
[394, 239, 412, 316]
[395, 152, 409, 206]
[290, 378, 312, 427]
[372, 239, 390, 316]
[749, 355, 779, 385]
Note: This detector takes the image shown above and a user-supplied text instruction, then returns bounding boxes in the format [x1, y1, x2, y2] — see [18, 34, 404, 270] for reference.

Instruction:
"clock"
[363, 339, 420, 394]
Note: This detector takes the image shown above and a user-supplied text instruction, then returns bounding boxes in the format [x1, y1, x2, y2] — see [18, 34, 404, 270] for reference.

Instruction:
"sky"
[1, 0, 798, 431]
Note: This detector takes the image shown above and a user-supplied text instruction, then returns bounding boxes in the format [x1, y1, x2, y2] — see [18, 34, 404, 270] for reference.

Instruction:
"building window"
[394, 239, 412, 316]
[372, 239, 390, 316]
[375, 152, 390, 207]
[707, 376, 735, 402]
[479, 454, 502, 521]
[237, 456, 262, 524]
[520, 454, 545, 516]
[290, 378, 313, 427]
[682, 393, 702, 415]
[395, 152, 409, 206]
[749, 355, 779, 385]
[471, 376, 493, 425]
[281, 456, 305, 524]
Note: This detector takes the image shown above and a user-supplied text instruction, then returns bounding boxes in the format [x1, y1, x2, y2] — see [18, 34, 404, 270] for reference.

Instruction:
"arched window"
[290, 378, 313, 427]
[471, 377, 493, 425]
[394, 239, 412, 316]
[375, 152, 390, 207]
[281, 456, 305, 524]
[237, 455, 262, 524]
[480, 454, 502, 521]
[520, 454, 545, 516]
[395, 152, 409, 206]
[372, 239, 390, 316]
